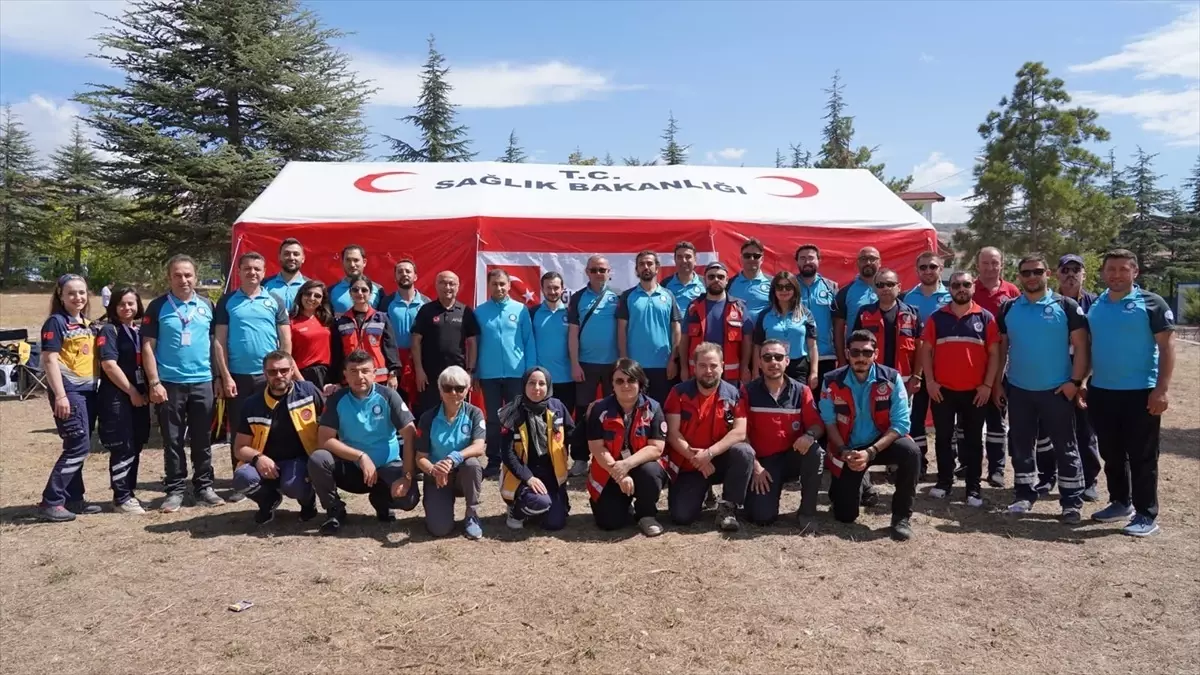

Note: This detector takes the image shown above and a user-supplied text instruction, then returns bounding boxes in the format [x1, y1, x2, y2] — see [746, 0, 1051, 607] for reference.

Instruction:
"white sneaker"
[966, 495, 984, 508]
[1008, 500, 1033, 514]
[928, 487, 948, 499]
[505, 506, 524, 530]
[116, 498, 145, 514]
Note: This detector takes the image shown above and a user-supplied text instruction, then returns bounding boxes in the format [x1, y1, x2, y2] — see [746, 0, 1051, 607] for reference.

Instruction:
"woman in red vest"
[330, 276, 399, 387]
[288, 279, 333, 388]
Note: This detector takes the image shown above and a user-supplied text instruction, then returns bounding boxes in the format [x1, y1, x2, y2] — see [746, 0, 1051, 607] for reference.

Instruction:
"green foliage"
[1116, 147, 1174, 289]
[602, 152, 615, 167]
[659, 112, 689, 165]
[1183, 287, 1200, 324]
[497, 130, 527, 163]
[622, 155, 656, 167]
[385, 36, 474, 163]
[0, 105, 49, 284]
[567, 148, 598, 166]
[77, 0, 374, 265]
[789, 143, 811, 169]
[1185, 155, 1200, 215]
[814, 71, 910, 192]
[774, 149, 785, 169]
[44, 123, 122, 274]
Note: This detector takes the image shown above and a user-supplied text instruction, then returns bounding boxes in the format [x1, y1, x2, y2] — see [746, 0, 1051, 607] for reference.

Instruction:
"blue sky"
[1, 0, 1197, 223]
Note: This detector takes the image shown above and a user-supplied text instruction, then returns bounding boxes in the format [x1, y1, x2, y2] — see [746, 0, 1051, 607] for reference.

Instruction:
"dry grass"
[1, 293, 1198, 674]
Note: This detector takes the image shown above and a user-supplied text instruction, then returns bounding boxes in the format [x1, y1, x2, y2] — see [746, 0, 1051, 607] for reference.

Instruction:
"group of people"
[35, 237, 1176, 541]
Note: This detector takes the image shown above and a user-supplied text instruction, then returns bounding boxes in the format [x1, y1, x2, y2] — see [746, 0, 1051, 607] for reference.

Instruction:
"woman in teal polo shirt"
[749, 272, 818, 388]
[415, 366, 487, 539]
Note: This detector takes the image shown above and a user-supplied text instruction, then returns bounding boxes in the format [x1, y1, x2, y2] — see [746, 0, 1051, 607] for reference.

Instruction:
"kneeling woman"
[586, 358, 669, 537]
[415, 366, 486, 540]
[499, 367, 574, 531]
[97, 287, 152, 514]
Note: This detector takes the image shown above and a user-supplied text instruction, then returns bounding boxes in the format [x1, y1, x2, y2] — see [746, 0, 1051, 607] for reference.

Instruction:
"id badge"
[180, 330, 192, 346]
[136, 370, 145, 385]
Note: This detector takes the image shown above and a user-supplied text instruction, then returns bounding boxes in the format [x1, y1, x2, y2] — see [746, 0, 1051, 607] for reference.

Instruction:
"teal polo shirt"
[751, 308, 817, 360]
[474, 296, 537, 380]
[141, 292, 216, 384]
[729, 271, 771, 324]
[996, 291, 1087, 391]
[214, 287, 289, 376]
[567, 285, 619, 365]
[902, 283, 952, 323]
[263, 272, 306, 311]
[417, 403, 487, 463]
[834, 278, 878, 338]
[532, 301, 571, 384]
[384, 290, 428, 350]
[1088, 287, 1175, 390]
[321, 384, 413, 467]
[818, 365, 911, 447]
[616, 284, 681, 369]
[799, 274, 838, 359]
[663, 273, 705, 314]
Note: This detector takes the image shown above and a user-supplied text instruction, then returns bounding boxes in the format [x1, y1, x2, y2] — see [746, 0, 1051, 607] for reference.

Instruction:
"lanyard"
[122, 324, 142, 355]
[166, 293, 197, 327]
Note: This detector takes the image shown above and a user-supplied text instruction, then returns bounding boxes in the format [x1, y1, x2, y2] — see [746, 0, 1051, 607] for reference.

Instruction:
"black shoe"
[703, 487, 717, 510]
[1034, 479, 1055, 496]
[375, 508, 396, 522]
[890, 518, 914, 541]
[299, 498, 319, 522]
[66, 501, 102, 515]
[987, 471, 1005, 489]
[953, 465, 966, 479]
[482, 464, 500, 480]
[860, 486, 881, 508]
[254, 495, 283, 525]
[319, 510, 346, 536]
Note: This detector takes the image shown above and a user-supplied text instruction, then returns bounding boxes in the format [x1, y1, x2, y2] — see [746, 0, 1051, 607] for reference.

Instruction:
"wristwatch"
[1070, 378, 1083, 387]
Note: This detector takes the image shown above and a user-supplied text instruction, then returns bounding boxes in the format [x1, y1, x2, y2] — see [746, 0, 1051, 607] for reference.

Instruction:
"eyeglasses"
[265, 367, 293, 376]
[950, 282, 973, 290]
[874, 281, 898, 289]
[587, 267, 609, 274]
[706, 275, 727, 282]
[848, 348, 876, 358]
[858, 256, 881, 263]
[304, 291, 324, 299]
[774, 284, 794, 291]
[350, 287, 371, 294]
[1019, 268, 1047, 278]
[441, 384, 467, 394]
[760, 353, 786, 363]
[742, 252, 763, 260]
[613, 376, 637, 387]
[1060, 266, 1082, 274]
[918, 264, 940, 272]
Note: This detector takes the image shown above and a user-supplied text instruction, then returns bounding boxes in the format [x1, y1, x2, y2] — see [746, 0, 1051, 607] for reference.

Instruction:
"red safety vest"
[822, 364, 900, 477]
[333, 308, 390, 383]
[855, 302, 920, 378]
[684, 297, 744, 379]
[661, 379, 741, 480]
[587, 394, 660, 501]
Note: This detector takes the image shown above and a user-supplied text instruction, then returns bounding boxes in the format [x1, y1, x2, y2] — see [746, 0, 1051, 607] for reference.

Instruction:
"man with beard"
[901, 251, 951, 470]
[678, 262, 746, 383]
[411, 271, 480, 415]
[729, 238, 772, 325]
[383, 259, 429, 413]
[264, 238, 308, 311]
[567, 256, 620, 477]
[919, 272, 999, 506]
[1034, 254, 1101, 501]
[795, 244, 839, 391]
[231, 351, 322, 524]
[329, 245, 383, 314]
[973, 246, 1020, 487]
[994, 253, 1089, 523]
[833, 247, 881, 368]
[531, 272, 575, 413]
[663, 241, 705, 315]
[663, 342, 753, 531]
[616, 251, 682, 404]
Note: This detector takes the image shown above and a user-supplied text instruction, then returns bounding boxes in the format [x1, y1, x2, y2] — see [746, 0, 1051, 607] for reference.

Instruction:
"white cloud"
[354, 51, 634, 109]
[1073, 87, 1200, 146]
[0, 0, 126, 62]
[6, 94, 89, 159]
[909, 151, 966, 191]
[704, 147, 746, 163]
[919, 52, 935, 64]
[933, 190, 976, 224]
[1068, 7, 1200, 80]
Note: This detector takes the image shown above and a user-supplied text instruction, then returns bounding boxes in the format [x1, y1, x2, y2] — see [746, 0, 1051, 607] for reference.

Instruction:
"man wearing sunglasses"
[901, 251, 952, 472]
[972, 246, 1020, 487]
[728, 238, 772, 325]
[795, 244, 839, 392]
[567, 255, 620, 477]
[994, 253, 1089, 523]
[832, 246, 881, 368]
[819, 330, 918, 541]
[678, 262, 746, 383]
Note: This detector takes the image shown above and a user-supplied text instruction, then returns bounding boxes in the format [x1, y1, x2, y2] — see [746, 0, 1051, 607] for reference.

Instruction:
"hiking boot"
[160, 493, 184, 513]
[38, 504, 76, 522]
[254, 494, 283, 526]
[1060, 508, 1082, 525]
[1081, 483, 1100, 503]
[890, 518, 913, 541]
[319, 510, 346, 536]
[716, 502, 740, 533]
[298, 498, 318, 522]
[195, 488, 225, 507]
[1122, 514, 1160, 538]
[505, 505, 524, 530]
[115, 498, 145, 515]
[1092, 502, 1134, 523]
[1007, 499, 1033, 514]
[568, 459, 589, 478]
[638, 516, 664, 537]
[861, 485, 881, 508]
[66, 501, 102, 515]
[464, 512, 483, 540]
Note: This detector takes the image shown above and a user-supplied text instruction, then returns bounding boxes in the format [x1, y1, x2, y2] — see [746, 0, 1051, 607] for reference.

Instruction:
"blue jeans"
[480, 377, 522, 467]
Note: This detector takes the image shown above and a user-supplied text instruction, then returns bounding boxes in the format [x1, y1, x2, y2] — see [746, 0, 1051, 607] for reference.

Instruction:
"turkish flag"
[487, 264, 543, 308]
[658, 265, 677, 282]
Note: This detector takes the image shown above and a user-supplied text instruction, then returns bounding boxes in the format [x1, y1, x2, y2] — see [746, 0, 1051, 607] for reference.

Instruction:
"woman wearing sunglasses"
[415, 366, 487, 539]
[96, 286, 151, 514]
[289, 279, 334, 388]
[747, 272, 818, 389]
[329, 276, 399, 388]
[498, 366, 574, 531]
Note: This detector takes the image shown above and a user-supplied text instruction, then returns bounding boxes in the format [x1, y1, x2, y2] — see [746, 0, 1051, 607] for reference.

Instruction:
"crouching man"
[232, 351, 321, 524]
[820, 330, 919, 541]
[309, 350, 419, 535]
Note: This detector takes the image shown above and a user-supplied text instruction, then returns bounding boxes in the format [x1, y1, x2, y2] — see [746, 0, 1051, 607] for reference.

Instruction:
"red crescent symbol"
[354, 171, 416, 193]
[755, 175, 820, 199]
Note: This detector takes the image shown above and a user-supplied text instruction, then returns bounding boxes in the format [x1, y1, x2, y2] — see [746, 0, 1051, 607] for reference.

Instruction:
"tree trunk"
[74, 233, 83, 274]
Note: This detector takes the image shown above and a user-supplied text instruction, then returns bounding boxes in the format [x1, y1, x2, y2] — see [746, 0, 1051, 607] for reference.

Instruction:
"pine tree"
[789, 143, 812, 169]
[498, 130, 526, 163]
[1184, 154, 1200, 215]
[77, 0, 373, 261]
[622, 155, 656, 167]
[1104, 149, 1130, 200]
[814, 71, 910, 191]
[602, 152, 615, 167]
[385, 35, 474, 162]
[46, 122, 121, 274]
[660, 111, 689, 165]
[567, 148, 598, 166]
[774, 149, 785, 169]
[0, 105, 48, 281]
[1117, 147, 1171, 285]
[953, 62, 1128, 262]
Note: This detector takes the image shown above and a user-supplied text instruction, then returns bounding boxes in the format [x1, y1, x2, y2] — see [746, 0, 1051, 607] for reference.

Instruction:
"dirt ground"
[1, 292, 1197, 674]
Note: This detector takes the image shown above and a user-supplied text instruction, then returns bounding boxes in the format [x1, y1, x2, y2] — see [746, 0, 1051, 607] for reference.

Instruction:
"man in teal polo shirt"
[1087, 249, 1176, 537]
[993, 253, 1089, 523]
[663, 241, 705, 314]
[263, 238, 308, 311]
[617, 250, 681, 404]
[795, 244, 839, 390]
[833, 246, 881, 367]
[474, 268, 537, 477]
[729, 238, 771, 324]
[532, 272, 573, 412]
[142, 254, 223, 512]
[902, 250, 951, 470]
[215, 252, 292, 487]
[567, 256, 619, 476]
[329, 244, 383, 314]
[383, 259, 429, 414]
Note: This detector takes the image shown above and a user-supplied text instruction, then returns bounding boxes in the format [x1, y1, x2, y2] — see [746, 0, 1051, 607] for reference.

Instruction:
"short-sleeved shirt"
[922, 302, 998, 391]
[818, 365, 911, 447]
[384, 291, 428, 350]
[902, 283, 952, 323]
[329, 278, 383, 315]
[320, 384, 414, 467]
[799, 274, 838, 360]
[237, 390, 305, 462]
[616, 284, 681, 369]
[681, 298, 727, 345]
[289, 314, 331, 370]
[263, 272, 307, 312]
[214, 288, 290, 376]
[567, 285, 619, 365]
[752, 308, 817, 360]
[531, 302, 571, 384]
[663, 273, 705, 314]
[833, 278, 877, 337]
[411, 300, 480, 378]
[742, 376, 824, 457]
[417, 402, 486, 463]
[663, 381, 747, 450]
[973, 279, 1020, 318]
[97, 322, 144, 394]
[142, 292, 215, 384]
[729, 271, 771, 324]
[41, 312, 97, 392]
[1088, 287, 1175, 390]
[997, 292, 1087, 391]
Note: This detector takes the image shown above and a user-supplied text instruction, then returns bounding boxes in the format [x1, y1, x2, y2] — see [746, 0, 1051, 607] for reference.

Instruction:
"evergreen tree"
[622, 155, 656, 167]
[1184, 154, 1200, 215]
[1103, 149, 1130, 200]
[46, 122, 121, 274]
[660, 111, 689, 165]
[1117, 147, 1171, 285]
[814, 71, 910, 191]
[953, 62, 1128, 261]
[567, 148, 598, 166]
[385, 36, 474, 163]
[0, 105, 47, 281]
[498, 130, 526, 163]
[774, 149, 785, 169]
[77, 0, 373, 261]
[789, 142, 812, 169]
[602, 152, 615, 167]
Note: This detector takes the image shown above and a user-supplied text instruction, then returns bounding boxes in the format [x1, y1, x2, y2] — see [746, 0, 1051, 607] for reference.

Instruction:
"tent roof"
[237, 161, 934, 231]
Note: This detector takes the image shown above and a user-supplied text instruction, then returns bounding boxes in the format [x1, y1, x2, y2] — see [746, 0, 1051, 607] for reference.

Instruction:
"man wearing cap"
[678, 262, 746, 383]
[1034, 254, 1101, 501]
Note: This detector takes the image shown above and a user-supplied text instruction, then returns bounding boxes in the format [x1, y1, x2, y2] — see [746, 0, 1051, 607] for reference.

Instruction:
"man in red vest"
[678, 262, 746, 383]
[851, 268, 922, 389]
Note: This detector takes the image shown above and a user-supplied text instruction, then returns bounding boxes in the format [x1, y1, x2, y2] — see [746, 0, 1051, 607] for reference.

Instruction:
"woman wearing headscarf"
[499, 367, 574, 531]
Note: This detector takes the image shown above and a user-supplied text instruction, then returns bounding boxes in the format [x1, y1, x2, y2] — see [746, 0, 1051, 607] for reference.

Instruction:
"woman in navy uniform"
[97, 287, 152, 514]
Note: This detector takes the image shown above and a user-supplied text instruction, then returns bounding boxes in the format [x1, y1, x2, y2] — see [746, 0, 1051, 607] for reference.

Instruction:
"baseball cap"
[704, 261, 728, 274]
[1058, 254, 1084, 269]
